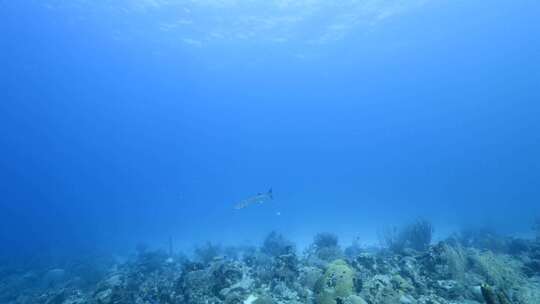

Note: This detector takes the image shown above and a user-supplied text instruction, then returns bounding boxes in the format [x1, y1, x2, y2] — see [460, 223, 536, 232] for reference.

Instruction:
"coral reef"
[261, 232, 296, 257]
[194, 242, 223, 265]
[458, 227, 511, 253]
[3, 227, 540, 304]
[380, 219, 433, 253]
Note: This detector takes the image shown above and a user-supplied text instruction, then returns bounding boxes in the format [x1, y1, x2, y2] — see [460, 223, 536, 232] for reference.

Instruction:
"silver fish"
[234, 188, 273, 210]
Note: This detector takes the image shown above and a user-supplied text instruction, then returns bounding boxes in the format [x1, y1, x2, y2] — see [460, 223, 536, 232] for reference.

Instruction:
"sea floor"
[1, 228, 540, 304]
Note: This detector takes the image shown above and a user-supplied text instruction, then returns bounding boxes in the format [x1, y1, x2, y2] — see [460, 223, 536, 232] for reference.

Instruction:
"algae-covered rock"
[300, 266, 323, 291]
[271, 281, 301, 302]
[273, 253, 299, 285]
[344, 294, 368, 304]
[391, 274, 414, 293]
[399, 294, 416, 304]
[360, 274, 400, 304]
[252, 294, 275, 304]
[434, 279, 463, 299]
[211, 260, 244, 295]
[315, 259, 355, 304]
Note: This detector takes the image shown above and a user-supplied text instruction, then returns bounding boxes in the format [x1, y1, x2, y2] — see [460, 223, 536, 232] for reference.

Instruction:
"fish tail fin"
[268, 188, 273, 200]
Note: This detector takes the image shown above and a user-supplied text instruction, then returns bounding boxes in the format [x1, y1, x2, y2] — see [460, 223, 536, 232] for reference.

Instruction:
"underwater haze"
[2, 0, 540, 265]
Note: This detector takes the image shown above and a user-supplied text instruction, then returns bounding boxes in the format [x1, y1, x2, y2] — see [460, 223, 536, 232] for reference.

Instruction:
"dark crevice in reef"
[2, 220, 540, 304]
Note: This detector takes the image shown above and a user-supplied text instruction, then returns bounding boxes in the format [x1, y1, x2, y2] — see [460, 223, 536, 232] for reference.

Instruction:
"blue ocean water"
[1, 0, 540, 260]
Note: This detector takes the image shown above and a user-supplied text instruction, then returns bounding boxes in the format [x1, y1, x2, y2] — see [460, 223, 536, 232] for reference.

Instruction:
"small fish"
[234, 188, 273, 210]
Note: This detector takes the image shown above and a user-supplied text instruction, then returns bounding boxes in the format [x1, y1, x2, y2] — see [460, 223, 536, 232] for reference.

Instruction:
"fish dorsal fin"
[268, 188, 273, 200]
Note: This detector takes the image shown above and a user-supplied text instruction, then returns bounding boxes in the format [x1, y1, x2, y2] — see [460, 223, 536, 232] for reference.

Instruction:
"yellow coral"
[316, 259, 356, 304]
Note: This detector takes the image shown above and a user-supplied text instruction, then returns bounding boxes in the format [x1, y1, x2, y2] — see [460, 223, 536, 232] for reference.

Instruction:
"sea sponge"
[316, 259, 356, 304]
